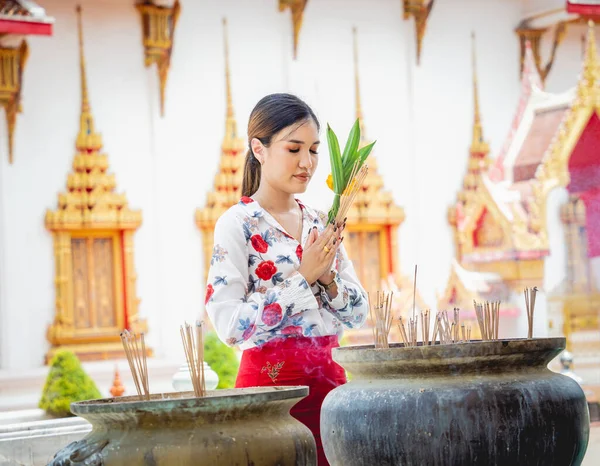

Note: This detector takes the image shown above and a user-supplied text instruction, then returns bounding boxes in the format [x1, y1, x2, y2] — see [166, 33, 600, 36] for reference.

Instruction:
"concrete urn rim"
[332, 337, 566, 378]
[70, 386, 309, 417]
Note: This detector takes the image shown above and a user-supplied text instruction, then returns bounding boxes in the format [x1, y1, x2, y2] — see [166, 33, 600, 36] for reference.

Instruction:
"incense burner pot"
[49, 386, 316, 466]
[321, 338, 589, 466]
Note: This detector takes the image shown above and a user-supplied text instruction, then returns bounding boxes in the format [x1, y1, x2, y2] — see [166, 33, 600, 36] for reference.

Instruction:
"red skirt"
[235, 335, 346, 466]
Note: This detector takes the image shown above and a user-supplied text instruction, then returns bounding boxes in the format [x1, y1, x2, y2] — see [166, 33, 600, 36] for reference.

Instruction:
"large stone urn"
[49, 386, 316, 465]
[321, 338, 589, 466]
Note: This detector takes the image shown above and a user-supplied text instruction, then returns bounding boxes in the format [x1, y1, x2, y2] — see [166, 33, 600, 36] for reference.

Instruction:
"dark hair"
[242, 93, 320, 197]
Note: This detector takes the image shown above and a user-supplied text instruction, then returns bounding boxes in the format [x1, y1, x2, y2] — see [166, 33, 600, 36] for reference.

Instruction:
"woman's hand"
[297, 224, 342, 285]
[317, 220, 346, 285]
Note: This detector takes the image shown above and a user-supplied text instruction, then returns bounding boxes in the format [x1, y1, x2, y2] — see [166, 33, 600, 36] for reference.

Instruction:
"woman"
[205, 93, 368, 465]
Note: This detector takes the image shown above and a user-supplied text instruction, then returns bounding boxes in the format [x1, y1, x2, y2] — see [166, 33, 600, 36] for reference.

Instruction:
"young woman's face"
[252, 118, 320, 195]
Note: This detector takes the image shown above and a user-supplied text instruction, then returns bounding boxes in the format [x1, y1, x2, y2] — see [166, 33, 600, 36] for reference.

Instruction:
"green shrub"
[204, 332, 240, 389]
[39, 350, 102, 417]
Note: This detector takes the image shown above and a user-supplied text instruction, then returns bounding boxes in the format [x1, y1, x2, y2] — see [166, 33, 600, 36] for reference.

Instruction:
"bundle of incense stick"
[524, 287, 538, 339]
[180, 321, 206, 397]
[120, 330, 150, 400]
[333, 162, 369, 226]
[397, 313, 420, 347]
[473, 300, 501, 341]
[370, 291, 394, 349]
[400, 308, 472, 347]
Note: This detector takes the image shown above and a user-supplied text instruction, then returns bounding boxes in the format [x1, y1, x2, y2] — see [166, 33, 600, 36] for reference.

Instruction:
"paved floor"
[583, 422, 600, 465]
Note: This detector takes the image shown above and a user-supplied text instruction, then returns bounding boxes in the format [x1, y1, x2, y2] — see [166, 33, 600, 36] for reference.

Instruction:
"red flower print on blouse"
[296, 244, 303, 262]
[255, 260, 277, 281]
[251, 234, 269, 253]
[262, 303, 283, 326]
[240, 196, 254, 204]
[205, 284, 214, 305]
[282, 325, 303, 336]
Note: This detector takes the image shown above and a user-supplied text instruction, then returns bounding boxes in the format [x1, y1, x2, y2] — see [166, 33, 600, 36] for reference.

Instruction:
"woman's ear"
[250, 138, 264, 164]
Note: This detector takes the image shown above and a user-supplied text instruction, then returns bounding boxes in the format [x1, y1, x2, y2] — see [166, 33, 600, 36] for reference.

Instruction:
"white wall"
[0, 0, 586, 370]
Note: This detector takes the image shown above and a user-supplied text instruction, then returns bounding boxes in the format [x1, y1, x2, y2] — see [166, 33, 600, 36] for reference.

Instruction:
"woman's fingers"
[304, 226, 318, 248]
[314, 224, 337, 249]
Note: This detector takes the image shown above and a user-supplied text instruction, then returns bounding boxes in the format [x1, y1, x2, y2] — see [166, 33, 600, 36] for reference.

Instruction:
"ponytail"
[241, 149, 261, 197]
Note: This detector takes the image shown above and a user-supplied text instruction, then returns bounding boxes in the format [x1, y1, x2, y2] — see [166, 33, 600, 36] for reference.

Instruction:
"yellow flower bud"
[326, 173, 334, 191]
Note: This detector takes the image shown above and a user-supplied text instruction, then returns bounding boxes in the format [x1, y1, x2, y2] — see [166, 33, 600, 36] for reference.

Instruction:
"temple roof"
[512, 105, 569, 182]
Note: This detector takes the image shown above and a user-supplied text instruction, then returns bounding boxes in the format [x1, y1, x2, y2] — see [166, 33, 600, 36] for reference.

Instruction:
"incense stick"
[120, 330, 150, 400]
[524, 287, 538, 339]
[334, 163, 369, 226]
[180, 321, 207, 397]
[412, 265, 417, 321]
[371, 291, 394, 349]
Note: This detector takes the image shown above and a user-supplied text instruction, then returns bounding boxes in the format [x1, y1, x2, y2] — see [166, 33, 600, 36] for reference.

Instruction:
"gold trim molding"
[0, 39, 28, 164]
[135, 0, 181, 116]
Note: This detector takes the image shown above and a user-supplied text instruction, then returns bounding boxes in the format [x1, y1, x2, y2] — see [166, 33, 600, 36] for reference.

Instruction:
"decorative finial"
[110, 365, 125, 397]
[352, 26, 366, 140]
[75, 5, 101, 152]
[223, 18, 234, 122]
[76, 5, 90, 116]
[469, 32, 489, 157]
[222, 17, 238, 141]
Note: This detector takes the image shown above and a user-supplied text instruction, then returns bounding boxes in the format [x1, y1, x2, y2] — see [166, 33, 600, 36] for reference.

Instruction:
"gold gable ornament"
[196, 18, 246, 285]
[279, 0, 308, 60]
[402, 0, 435, 65]
[44, 6, 147, 363]
[0, 39, 28, 164]
[135, 0, 181, 117]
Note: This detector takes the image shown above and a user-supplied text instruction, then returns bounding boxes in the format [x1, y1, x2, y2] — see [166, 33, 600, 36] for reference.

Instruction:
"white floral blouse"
[205, 196, 368, 350]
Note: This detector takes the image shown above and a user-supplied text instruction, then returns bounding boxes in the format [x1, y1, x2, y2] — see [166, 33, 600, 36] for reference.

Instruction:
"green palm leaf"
[327, 124, 344, 194]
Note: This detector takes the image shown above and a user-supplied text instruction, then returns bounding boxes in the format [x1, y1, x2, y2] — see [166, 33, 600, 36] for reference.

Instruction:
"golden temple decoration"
[344, 26, 405, 284]
[135, 0, 181, 116]
[512, 7, 600, 84]
[0, 39, 28, 164]
[437, 260, 516, 340]
[547, 196, 600, 355]
[469, 33, 490, 159]
[196, 18, 246, 285]
[447, 32, 545, 288]
[402, 0, 435, 65]
[44, 6, 146, 363]
[532, 21, 600, 239]
[342, 27, 416, 346]
[279, 0, 308, 60]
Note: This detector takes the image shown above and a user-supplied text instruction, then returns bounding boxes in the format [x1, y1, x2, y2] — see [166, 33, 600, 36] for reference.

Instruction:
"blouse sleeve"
[317, 242, 369, 329]
[205, 211, 319, 347]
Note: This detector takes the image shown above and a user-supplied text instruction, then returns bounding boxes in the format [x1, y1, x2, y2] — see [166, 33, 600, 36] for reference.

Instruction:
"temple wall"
[0, 0, 586, 371]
